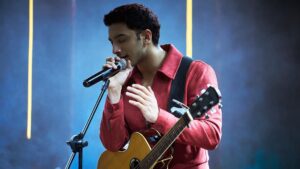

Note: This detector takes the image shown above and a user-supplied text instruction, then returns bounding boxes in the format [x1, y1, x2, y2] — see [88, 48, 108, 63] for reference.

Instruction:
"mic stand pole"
[65, 79, 110, 169]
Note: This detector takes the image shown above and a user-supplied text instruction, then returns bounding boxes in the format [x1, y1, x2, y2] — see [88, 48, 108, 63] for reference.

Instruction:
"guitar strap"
[167, 56, 193, 117]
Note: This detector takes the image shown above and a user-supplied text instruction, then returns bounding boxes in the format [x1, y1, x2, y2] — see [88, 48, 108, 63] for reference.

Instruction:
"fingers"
[147, 86, 154, 94]
[126, 84, 159, 123]
[126, 91, 147, 105]
[103, 62, 117, 69]
[128, 100, 144, 111]
[103, 56, 120, 69]
[126, 84, 150, 100]
[104, 56, 133, 71]
[126, 84, 152, 104]
[129, 84, 151, 96]
[105, 56, 120, 62]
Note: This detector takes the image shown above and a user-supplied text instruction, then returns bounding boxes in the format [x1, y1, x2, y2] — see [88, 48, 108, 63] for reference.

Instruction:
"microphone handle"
[83, 67, 120, 87]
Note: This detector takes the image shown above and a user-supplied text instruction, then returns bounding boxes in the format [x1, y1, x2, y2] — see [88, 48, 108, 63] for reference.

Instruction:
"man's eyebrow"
[115, 34, 126, 39]
[108, 34, 127, 41]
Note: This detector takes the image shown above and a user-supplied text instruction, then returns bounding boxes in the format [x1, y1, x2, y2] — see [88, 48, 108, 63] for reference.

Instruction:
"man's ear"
[142, 29, 152, 45]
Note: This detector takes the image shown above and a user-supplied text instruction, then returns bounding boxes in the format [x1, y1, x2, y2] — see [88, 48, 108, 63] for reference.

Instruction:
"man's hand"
[104, 57, 132, 104]
[126, 84, 159, 123]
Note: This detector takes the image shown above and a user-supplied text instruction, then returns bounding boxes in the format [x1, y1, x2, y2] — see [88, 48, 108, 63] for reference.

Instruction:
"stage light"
[186, 0, 193, 57]
[27, 0, 34, 140]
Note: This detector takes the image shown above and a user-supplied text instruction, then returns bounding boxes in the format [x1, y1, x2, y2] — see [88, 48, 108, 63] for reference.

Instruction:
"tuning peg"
[195, 95, 204, 102]
[205, 113, 210, 119]
[210, 107, 216, 114]
[219, 103, 223, 109]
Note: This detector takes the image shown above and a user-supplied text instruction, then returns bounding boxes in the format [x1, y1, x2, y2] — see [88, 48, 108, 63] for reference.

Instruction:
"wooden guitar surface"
[98, 132, 152, 169]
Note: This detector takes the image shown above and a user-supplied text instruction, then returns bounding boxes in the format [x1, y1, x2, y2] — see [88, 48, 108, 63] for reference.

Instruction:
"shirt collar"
[158, 44, 183, 79]
[129, 44, 183, 82]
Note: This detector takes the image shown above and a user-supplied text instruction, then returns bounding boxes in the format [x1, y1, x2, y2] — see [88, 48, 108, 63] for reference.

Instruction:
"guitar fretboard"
[138, 113, 191, 169]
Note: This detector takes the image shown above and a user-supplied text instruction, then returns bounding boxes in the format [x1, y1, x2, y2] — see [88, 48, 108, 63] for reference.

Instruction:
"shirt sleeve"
[151, 61, 222, 150]
[99, 97, 129, 151]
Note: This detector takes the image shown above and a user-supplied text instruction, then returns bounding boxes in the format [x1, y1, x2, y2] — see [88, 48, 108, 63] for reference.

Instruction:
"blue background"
[1, 0, 300, 169]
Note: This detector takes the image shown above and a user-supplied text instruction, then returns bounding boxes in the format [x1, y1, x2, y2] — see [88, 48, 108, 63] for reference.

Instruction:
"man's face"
[108, 23, 145, 66]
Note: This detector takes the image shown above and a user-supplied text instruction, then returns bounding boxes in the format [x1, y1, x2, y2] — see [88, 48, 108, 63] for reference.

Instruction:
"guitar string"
[132, 88, 218, 168]
[133, 117, 187, 169]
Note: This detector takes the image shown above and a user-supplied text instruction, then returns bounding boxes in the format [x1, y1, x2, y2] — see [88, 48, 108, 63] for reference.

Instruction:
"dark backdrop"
[0, 0, 299, 168]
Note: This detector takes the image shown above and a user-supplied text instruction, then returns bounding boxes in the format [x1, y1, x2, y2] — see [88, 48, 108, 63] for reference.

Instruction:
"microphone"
[83, 59, 127, 87]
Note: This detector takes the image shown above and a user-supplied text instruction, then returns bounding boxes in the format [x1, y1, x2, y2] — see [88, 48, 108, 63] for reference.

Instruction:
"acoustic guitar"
[98, 86, 221, 169]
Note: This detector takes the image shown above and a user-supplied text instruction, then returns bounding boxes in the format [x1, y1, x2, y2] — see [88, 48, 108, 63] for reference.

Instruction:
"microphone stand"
[65, 79, 110, 169]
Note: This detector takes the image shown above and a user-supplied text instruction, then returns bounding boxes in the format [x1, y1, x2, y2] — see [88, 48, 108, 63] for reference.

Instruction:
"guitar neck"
[139, 113, 191, 168]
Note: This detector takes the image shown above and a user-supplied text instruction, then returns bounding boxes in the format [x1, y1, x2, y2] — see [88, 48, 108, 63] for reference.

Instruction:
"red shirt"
[100, 44, 222, 169]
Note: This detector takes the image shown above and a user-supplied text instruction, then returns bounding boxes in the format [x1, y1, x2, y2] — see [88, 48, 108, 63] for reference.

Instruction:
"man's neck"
[137, 45, 166, 78]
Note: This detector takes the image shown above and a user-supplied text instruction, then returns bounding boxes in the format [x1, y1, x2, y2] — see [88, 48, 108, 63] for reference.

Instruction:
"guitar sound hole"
[130, 158, 140, 169]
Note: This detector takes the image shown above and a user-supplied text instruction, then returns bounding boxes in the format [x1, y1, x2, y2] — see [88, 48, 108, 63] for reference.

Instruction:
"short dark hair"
[104, 3, 161, 46]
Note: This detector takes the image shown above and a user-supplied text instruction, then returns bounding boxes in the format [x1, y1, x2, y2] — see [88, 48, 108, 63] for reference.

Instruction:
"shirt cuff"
[104, 97, 124, 119]
[151, 108, 178, 134]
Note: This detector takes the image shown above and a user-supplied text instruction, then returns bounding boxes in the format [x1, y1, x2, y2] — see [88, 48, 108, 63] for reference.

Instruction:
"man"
[100, 3, 222, 169]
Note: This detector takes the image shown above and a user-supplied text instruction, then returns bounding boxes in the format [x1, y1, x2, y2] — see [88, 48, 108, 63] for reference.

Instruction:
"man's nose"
[112, 45, 121, 55]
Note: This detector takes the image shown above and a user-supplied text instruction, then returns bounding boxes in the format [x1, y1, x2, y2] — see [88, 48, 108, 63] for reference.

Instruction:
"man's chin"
[129, 60, 136, 67]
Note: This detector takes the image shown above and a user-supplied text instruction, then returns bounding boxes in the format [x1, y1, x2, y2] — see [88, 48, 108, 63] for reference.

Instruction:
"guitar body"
[98, 129, 173, 169]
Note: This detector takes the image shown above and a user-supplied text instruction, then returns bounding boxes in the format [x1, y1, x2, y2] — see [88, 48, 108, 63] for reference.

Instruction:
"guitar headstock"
[189, 86, 222, 118]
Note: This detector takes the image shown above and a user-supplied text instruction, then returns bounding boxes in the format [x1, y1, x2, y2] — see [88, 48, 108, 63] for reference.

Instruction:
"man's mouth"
[122, 55, 129, 60]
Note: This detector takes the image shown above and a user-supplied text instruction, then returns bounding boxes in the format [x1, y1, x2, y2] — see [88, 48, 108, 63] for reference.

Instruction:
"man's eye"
[118, 38, 127, 43]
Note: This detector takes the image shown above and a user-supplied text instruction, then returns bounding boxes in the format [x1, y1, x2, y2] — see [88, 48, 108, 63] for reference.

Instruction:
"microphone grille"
[119, 59, 127, 70]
